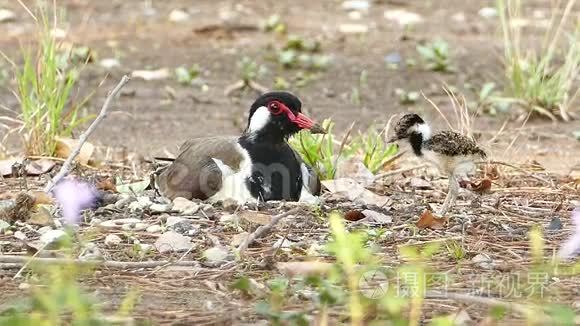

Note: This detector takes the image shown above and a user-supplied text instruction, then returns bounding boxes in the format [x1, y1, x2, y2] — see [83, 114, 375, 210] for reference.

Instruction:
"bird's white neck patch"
[414, 123, 432, 140]
[248, 106, 270, 133]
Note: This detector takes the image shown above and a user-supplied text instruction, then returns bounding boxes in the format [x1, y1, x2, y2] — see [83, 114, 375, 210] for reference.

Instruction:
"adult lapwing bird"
[388, 113, 487, 216]
[154, 91, 325, 204]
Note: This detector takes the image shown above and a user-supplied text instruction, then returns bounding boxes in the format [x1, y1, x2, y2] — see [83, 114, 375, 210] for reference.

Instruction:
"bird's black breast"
[240, 141, 303, 201]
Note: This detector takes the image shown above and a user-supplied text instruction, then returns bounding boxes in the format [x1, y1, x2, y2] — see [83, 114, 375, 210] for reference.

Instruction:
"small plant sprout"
[224, 57, 269, 96]
[262, 14, 287, 34]
[352, 126, 398, 174]
[416, 39, 454, 72]
[445, 240, 466, 261]
[289, 119, 342, 180]
[497, 0, 580, 121]
[174, 64, 201, 85]
[395, 88, 420, 105]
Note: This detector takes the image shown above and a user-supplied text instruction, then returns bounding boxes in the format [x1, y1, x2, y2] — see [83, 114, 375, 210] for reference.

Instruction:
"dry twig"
[44, 75, 131, 193]
[0, 255, 200, 269]
[237, 207, 302, 254]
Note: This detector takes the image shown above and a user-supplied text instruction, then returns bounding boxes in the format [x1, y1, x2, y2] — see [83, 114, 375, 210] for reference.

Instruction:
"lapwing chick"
[388, 113, 487, 216]
[155, 91, 326, 204]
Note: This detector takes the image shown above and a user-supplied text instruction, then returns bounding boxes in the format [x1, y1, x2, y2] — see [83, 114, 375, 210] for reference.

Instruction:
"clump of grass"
[497, 0, 580, 121]
[289, 119, 339, 180]
[1, 2, 90, 156]
[351, 126, 398, 174]
[290, 119, 399, 179]
[416, 39, 454, 72]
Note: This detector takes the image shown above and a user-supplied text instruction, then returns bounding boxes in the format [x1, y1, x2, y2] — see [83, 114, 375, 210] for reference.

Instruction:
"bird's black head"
[245, 91, 325, 143]
[388, 113, 427, 142]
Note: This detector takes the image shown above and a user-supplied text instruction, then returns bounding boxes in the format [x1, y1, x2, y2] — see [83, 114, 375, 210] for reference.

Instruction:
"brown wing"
[423, 131, 487, 158]
[156, 136, 243, 200]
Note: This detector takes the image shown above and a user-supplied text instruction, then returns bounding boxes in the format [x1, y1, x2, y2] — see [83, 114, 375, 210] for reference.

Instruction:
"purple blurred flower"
[558, 208, 580, 260]
[53, 178, 99, 225]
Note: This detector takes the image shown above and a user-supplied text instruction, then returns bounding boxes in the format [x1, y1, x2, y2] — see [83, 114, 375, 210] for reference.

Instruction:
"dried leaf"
[344, 210, 365, 221]
[55, 137, 95, 165]
[360, 209, 392, 224]
[30, 191, 54, 205]
[460, 178, 492, 194]
[416, 209, 448, 229]
[276, 261, 333, 277]
[484, 164, 500, 180]
[131, 68, 170, 81]
[335, 158, 374, 186]
[239, 211, 272, 225]
[0, 158, 55, 177]
[96, 178, 117, 192]
[116, 179, 150, 195]
[322, 178, 391, 207]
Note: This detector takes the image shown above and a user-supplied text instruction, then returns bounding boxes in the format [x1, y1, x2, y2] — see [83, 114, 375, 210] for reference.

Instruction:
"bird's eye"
[268, 102, 282, 115]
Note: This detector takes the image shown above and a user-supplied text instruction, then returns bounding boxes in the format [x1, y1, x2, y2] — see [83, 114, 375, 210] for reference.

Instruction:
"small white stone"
[338, 23, 368, 34]
[0, 220, 9, 232]
[39, 230, 67, 246]
[18, 282, 30, 290]
[172, 197, 200, 215]
[134, 223, 148, 231]
[146, 225, 162, 233]
[169, 9, 190, 23]
[150, 203, 172, 213]
[104, 234, 122, 246]
[100, 218, 142, 228]
[154, 231, 193, 253]
[478, 7, 498, 18]
[166, 216, 185, 227]
[99, 58, 121, 69]
[384, 9, 423, 26]
[0, 9, 16, 23]
[14, 231, 27, 241]
[37, 226, 53, 235]
[341, 0, 369, 11]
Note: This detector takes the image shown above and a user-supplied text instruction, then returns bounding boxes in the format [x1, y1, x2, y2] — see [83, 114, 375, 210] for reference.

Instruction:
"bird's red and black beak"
[292, 112, 326, 134]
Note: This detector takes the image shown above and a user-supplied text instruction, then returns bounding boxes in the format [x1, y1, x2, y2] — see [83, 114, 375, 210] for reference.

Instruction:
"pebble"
[150, 203, 172, 213]
[99, 58, 121, 69]
[384, 52, 402, 65]
[104, 234, 122, 246]
[0, 9, 16, 23]
[361, 210, 392, 224]
[273, 238, 296, 249]
[122, 222, 148, 231]
[171, 220, 197, 235]
[146, 225, 162, 233]
[172, 197, 200, 215]
[203, 246, 233, 267]
[166, 216, 185, 227]
[471, 253, 495, 270]
[220, 214, 238, 223]
[18, 283, 30, 290]
[154, 231, 193, 253]
[230, 232, 249, 247]
[384, 9, 423, 26]
[39, 230, 67, 247]
[14, 231, 27, 241]
[0, 220, 9, 233]
[99, 218, 142, 228]
[168, 9, 190, 23]
[115, 195, 136, 209]
[478, 7, 498, 18]
[37, 226, 53, 235]
[341, 0, 369, 11]
[338, 23, 368, 34]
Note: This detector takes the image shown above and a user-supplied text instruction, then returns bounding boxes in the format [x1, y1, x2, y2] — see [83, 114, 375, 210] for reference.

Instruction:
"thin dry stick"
[0, 255, 200, 269]
[237, 207, 302, 254]
[44, 75, 131, 193]
[373, 163, 429, 181]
